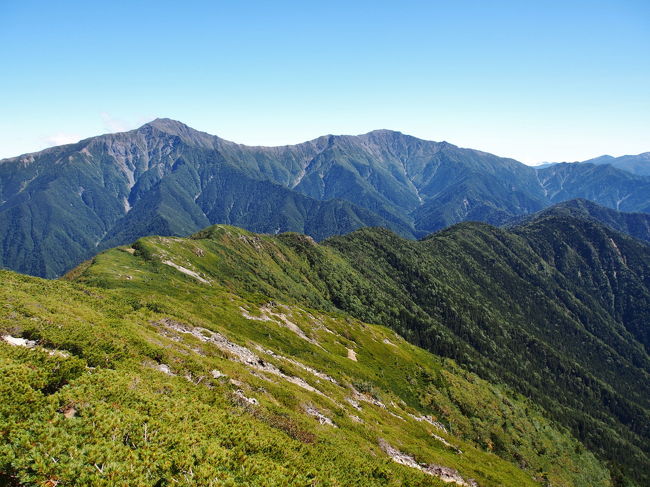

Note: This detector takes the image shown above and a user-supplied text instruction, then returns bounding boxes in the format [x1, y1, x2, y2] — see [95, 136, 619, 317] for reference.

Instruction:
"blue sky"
[1, 0, 648, 164]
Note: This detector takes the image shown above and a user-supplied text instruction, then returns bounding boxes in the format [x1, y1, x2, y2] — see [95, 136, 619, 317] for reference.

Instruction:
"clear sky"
[1, 0, 648, 164]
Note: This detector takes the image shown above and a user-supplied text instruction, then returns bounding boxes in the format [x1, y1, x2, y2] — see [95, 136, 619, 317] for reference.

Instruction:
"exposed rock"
[155, 363, 174, 375]
[235, 390, 259, 406]
[162, 260, 210, 284]
[154, 318, 325, 396]
[347, 348, 358, 361]
[239, 306, 273, 321]
[211, 369, 226, 379]
[241, 304, 319, 346]
[304, 405, 336, 427]
[432, 433, 463, 454]
[238, 234, 263, 250]
[378, 439, 477, 486]
[408, 413, 448, 433]
[351, 386, 385, 409]
[2, 335, 37, 348]
[59, 404, 77, 419]
[346, 397, 362, 410]
[256, 345, 338, 385]
[2, 335, 69, 357]
[387, 410, 406, 421]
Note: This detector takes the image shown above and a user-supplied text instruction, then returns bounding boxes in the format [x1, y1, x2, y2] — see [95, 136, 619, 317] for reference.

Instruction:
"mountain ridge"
[507, 198, 650, 243]
[65, 213, 650, 485]
[1, 119, 649, 278]
[536, 152, 650, 176]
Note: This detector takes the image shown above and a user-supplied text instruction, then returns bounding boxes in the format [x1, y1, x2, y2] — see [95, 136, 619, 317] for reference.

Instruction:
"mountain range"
[1, 120, 649, 484]
[1, 118, 649, 277]
[541, 152, 650, 176]
[2, 211, 648, 485]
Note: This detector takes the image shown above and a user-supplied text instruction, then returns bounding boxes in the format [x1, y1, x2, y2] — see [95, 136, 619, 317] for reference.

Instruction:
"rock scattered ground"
[2, 335, 69, 358]
[378, 439, 477, 486]
[154, 318, 324, 396]
[162, 260, 210, 284]
[240, 304, 319, 345]
[150, 318, 483, 486]
[304, 405, 336, 427]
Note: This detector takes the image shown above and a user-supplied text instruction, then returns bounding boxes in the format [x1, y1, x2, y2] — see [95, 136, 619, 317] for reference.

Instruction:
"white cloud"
[100, 112, 132, 133]
[42, 133, 82, 147]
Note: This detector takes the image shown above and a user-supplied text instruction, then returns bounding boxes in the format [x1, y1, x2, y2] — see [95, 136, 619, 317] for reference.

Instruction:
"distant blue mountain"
[538, 152, 650, 176]
[1, 118, 649, 277]
[582, 152, 650, 176]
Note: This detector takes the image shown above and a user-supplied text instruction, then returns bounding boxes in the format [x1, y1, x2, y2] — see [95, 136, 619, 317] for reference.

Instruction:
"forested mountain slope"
[326, 218, 650, 484]
[2, 119, 649, 277]
[506, 199, 650, 243]
[2, 232, 613, 486]
[65, 215, 650, 485]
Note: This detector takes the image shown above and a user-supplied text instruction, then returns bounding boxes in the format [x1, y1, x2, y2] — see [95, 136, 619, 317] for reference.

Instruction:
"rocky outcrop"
[379, 439, 478, 486]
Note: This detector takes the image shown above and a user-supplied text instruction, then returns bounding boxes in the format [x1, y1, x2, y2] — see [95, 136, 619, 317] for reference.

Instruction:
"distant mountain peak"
[135, 118, 219, 148]
[572, 152, 650, 176]
[364, 129, 405, 136]
[583, 154, 614, 163]
[141, 118, 194, 134]
[353, 129, 452, 150]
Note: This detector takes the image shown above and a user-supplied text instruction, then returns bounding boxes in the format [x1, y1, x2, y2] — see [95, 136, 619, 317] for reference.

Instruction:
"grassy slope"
[71, 220, 650, 485]
[0, 228, 610, 486]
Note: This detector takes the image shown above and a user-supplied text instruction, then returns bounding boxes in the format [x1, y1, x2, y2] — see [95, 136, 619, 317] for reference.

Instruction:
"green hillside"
[70, 215, 650, 485]
[1, 265, 606, 486]
[2, 214, 648, 485]
[507, 199, 650, 243]
[6, 224, 637, 486]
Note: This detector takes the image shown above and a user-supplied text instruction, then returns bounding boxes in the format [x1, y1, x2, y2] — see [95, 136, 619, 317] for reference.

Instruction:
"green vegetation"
[71, 215, 650, 485]
[3, 118, 650, 278]
[508, 198, 650, 243]
[1, 221, 618, 486]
